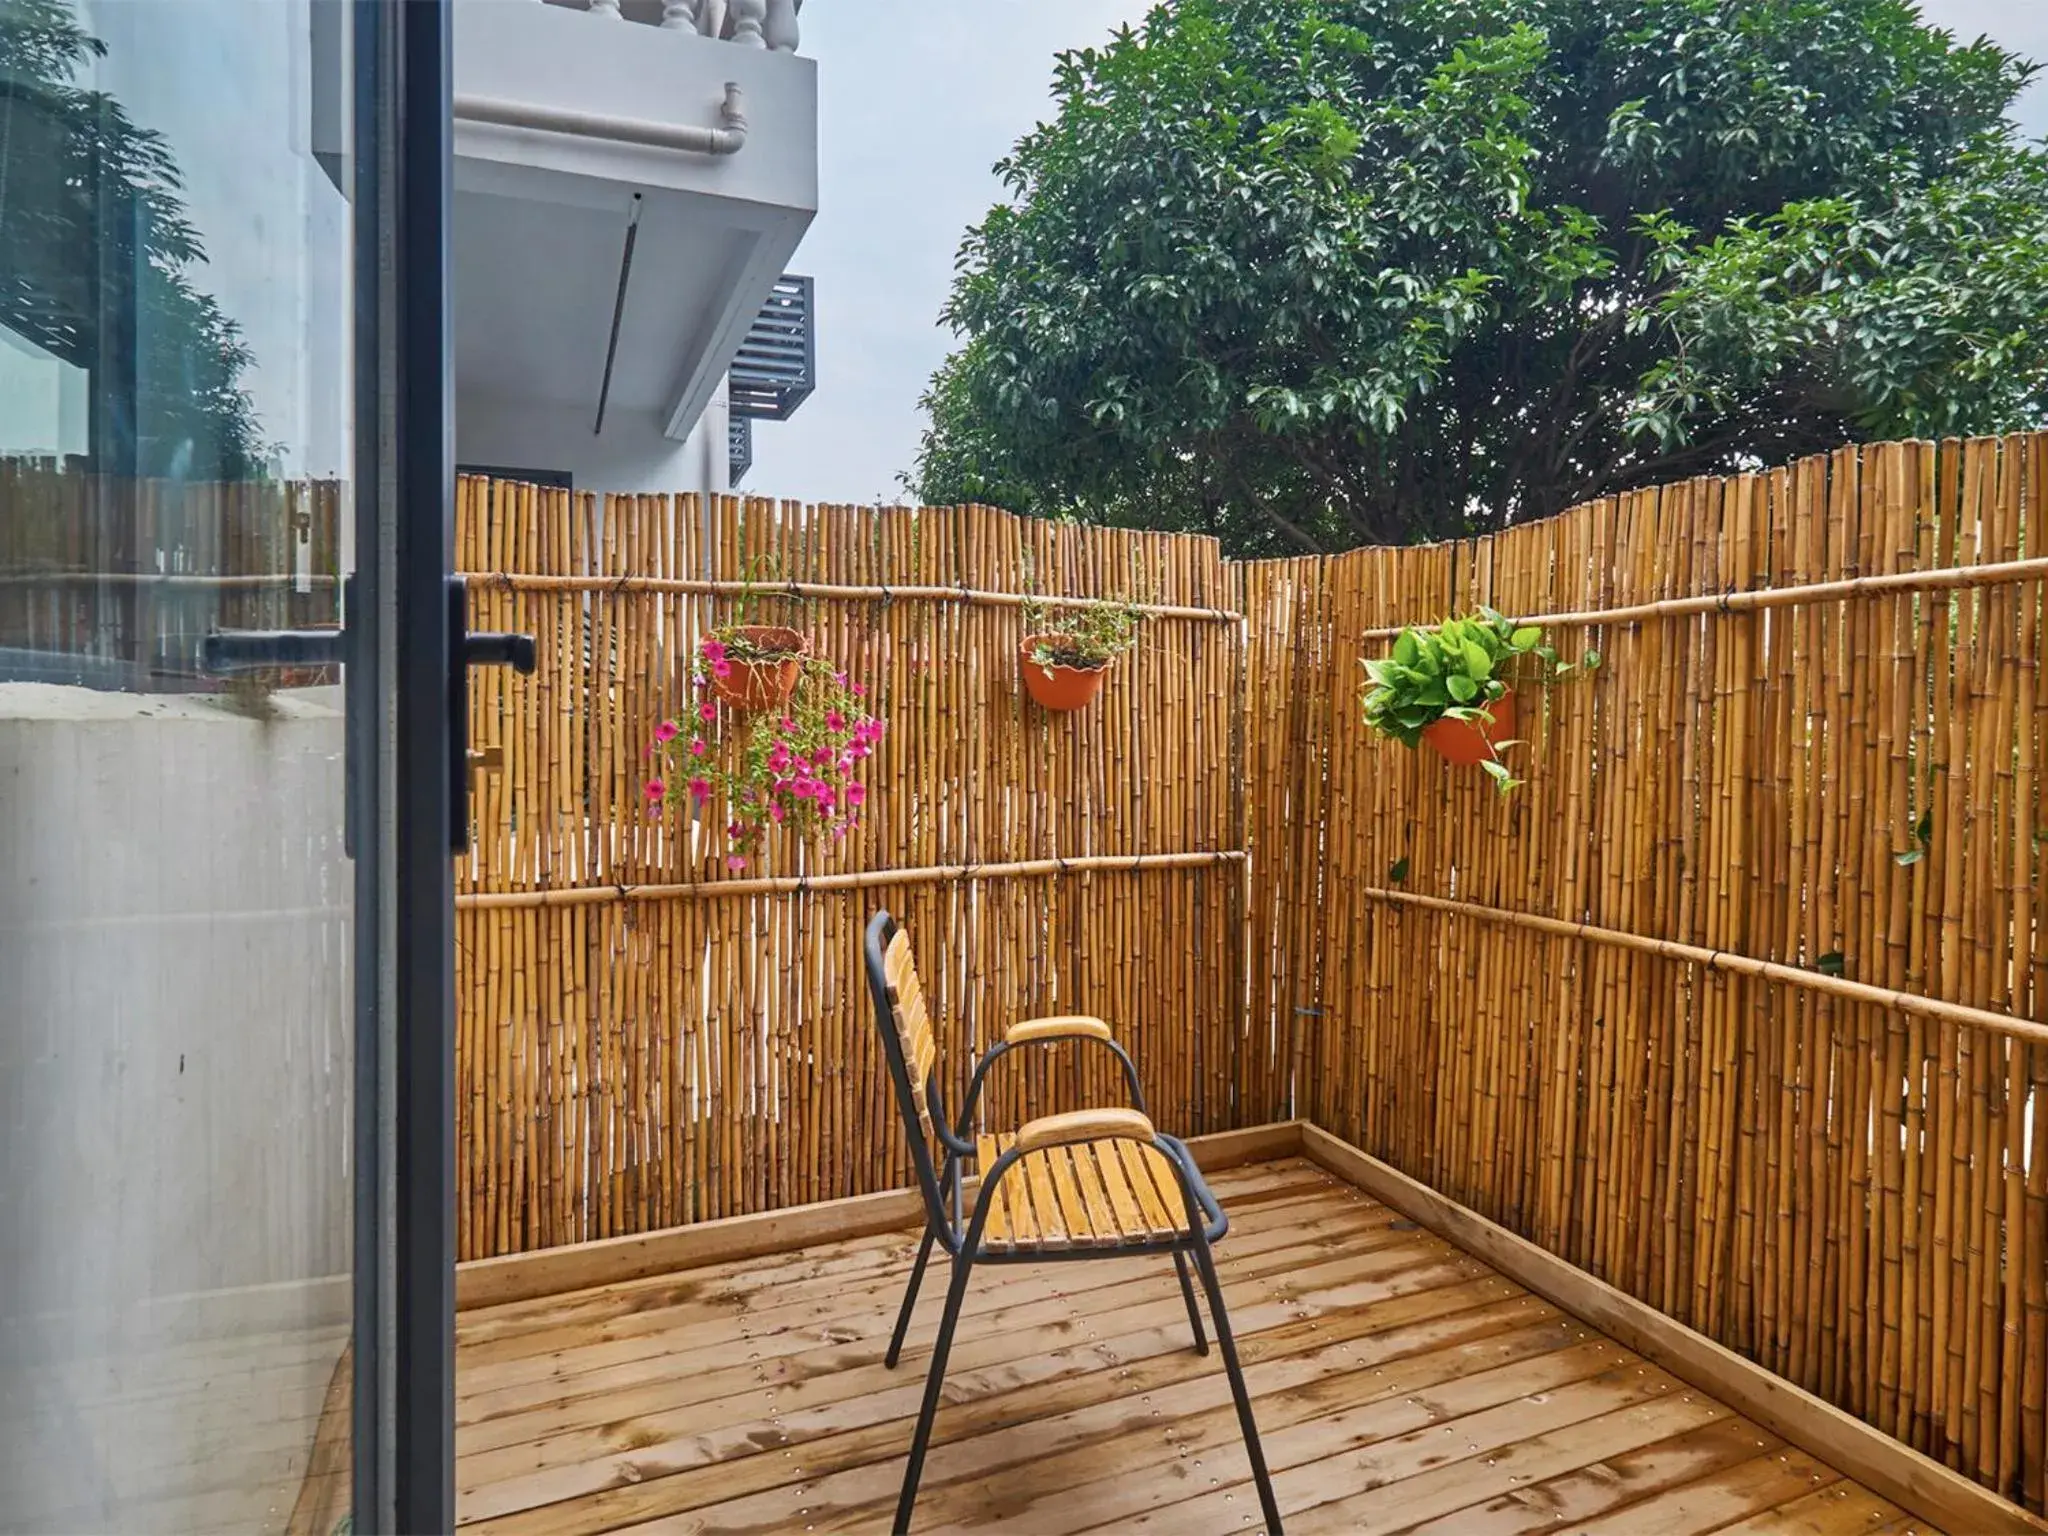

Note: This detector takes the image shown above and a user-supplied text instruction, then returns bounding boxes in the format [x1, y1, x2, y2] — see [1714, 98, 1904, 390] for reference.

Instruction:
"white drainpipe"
[453, 81, 747, 156]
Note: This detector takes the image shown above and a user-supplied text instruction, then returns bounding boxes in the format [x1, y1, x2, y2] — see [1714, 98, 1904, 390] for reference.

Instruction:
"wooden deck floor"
[453, 1157, 1941, 1535]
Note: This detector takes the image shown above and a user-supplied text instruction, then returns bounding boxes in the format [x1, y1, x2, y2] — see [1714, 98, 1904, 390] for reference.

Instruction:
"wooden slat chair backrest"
[882, 926, 937, 1139]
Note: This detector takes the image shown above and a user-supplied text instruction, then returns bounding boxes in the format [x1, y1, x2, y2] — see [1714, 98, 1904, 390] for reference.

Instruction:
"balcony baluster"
[727, 0, 766, 47]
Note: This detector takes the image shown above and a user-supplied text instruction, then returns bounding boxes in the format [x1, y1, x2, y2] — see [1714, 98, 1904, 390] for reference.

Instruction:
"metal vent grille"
[728, 415, 754, 487]
[728, 274, 814, 422]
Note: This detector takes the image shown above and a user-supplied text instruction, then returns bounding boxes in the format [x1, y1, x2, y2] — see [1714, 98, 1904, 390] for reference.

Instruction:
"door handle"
[199, 573, 357, 674]
[203, 576, 533, 856]
[449, 575, 535, 852]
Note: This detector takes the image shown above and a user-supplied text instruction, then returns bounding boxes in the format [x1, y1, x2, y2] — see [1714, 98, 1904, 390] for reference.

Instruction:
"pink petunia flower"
[655, 720, 680, 744]
[727, 820, 746, 839]
[698, 702, 716, 722]
[767, 744, 792, 773]
[712, 660, 733, 679]
[687, 776, 711, 802]
[824, 710, 846, 733]
[850, 682, 868, 698]
[645, 778, 666, 800]
[725, 854, 747, 872]
[845, 781, 867, 808]
[703, 640, 727, 664]
[769, 801, 786, 823]
[778, 717, 798, 735]
[690, 738, 708, 758]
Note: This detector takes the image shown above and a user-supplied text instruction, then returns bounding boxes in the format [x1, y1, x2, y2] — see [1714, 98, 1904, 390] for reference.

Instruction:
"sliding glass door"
[0, 1, 460, 1529]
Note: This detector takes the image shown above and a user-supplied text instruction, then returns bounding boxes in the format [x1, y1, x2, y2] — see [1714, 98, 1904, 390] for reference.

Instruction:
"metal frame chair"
[863, 910, 1282, 1535]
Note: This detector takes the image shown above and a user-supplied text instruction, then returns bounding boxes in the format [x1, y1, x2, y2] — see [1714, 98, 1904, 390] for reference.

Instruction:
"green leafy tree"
[913, 0, 2044, 555]
[0, 0, 270, 479]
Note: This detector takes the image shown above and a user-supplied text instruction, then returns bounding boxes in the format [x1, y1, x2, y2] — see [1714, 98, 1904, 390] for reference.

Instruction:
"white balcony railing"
[548, 0, 801, 54]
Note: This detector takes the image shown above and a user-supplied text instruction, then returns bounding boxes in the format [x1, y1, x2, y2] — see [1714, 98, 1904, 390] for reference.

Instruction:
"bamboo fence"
[455, 434, 2044, 1514]
[453, 478, 1261, 1261]
[1239, 433, 2048, 1513]
[0, 459, 343, 688]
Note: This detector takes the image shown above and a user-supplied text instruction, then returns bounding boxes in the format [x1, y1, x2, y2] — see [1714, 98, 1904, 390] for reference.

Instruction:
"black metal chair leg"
[896, 1248, 975, 1533]
[1190, 1228, 1282, 1535]
[885, 1223, 936, 1369]
[1173, 1248, 1210, 1355]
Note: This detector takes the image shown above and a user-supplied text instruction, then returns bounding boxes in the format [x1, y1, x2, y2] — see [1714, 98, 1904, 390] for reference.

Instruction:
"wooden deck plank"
[1395, 1419, 1784, 1534]
[1706, 1481, 1914, 1534]
[637, 1316, 1591, 1536]
[1565, 1447, 1841, 1533]
[455, 1184, 1366, 1393]
[458, 1233, 1483, 1520]
[457, 1195, 1415, 1442]
[456, 1163, 1338, 1364]
[452, 1158, 1959, 1536]
[929, 1339, 1628, 1536]
[461, 1277, 1531, 1533]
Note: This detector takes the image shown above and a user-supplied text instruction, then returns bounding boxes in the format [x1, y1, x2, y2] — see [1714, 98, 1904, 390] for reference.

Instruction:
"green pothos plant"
[1361, 607, 1598, 793]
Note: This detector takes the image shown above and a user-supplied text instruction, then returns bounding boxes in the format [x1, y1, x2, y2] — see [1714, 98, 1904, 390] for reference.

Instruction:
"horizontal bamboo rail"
[458, 850, 1248, 909]
[1358, 552, 2048, 638]
[463, 569, 1240, 622]
[1362, 887, 2048, 1048]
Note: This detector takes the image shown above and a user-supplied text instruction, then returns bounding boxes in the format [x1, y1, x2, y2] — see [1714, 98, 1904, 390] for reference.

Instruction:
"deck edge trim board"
[1297, 1121, 2046, 1536]
[456, 1120, 1306, 1309]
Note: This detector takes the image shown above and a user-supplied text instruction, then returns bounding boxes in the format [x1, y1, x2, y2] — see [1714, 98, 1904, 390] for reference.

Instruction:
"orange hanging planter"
[708, 625, 811, 712]
[1421, 692, 1516, 766]
[1019, 636, 1112, 712]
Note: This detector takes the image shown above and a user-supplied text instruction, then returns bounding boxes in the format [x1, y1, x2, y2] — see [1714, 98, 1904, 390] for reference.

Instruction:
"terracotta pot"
[709, 625, 810, 712]
[1019, 635, 1111, 712]
[1422, 691, 1516, 766]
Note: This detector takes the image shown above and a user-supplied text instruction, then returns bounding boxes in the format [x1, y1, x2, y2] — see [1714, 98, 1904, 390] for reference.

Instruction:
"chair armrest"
[1005, 1015, 1112, 1045]
[1015, 1107, 1156, 1153]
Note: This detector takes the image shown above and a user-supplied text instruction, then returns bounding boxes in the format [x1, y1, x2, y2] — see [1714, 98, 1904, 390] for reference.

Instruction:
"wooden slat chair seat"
[972, 1124, 1216, 1252]
[863, 910, 1279, 1534]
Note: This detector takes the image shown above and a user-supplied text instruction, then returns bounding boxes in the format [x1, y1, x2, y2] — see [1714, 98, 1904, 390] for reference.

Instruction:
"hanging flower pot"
[1361, 608, 1598, 794]
[1017, 598, 1142, 714]
[702, 625, 811, 712]
[1422, 691, 1516, 766]
[1019, 636, 1112, 712]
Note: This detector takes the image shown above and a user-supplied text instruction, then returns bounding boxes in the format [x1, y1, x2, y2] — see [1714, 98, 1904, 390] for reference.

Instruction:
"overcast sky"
[757, 0, 2048, 507]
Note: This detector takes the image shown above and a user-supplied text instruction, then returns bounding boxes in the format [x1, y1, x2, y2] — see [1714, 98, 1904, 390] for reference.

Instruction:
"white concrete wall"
[0, 683, 351, 1532]
[458, 382, 732, 497]
[452, 1, 819, 214]
[452, 0, 815, 455]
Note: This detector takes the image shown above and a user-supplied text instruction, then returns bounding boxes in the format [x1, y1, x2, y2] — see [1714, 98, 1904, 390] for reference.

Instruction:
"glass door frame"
[352, 0, 458, 1528]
